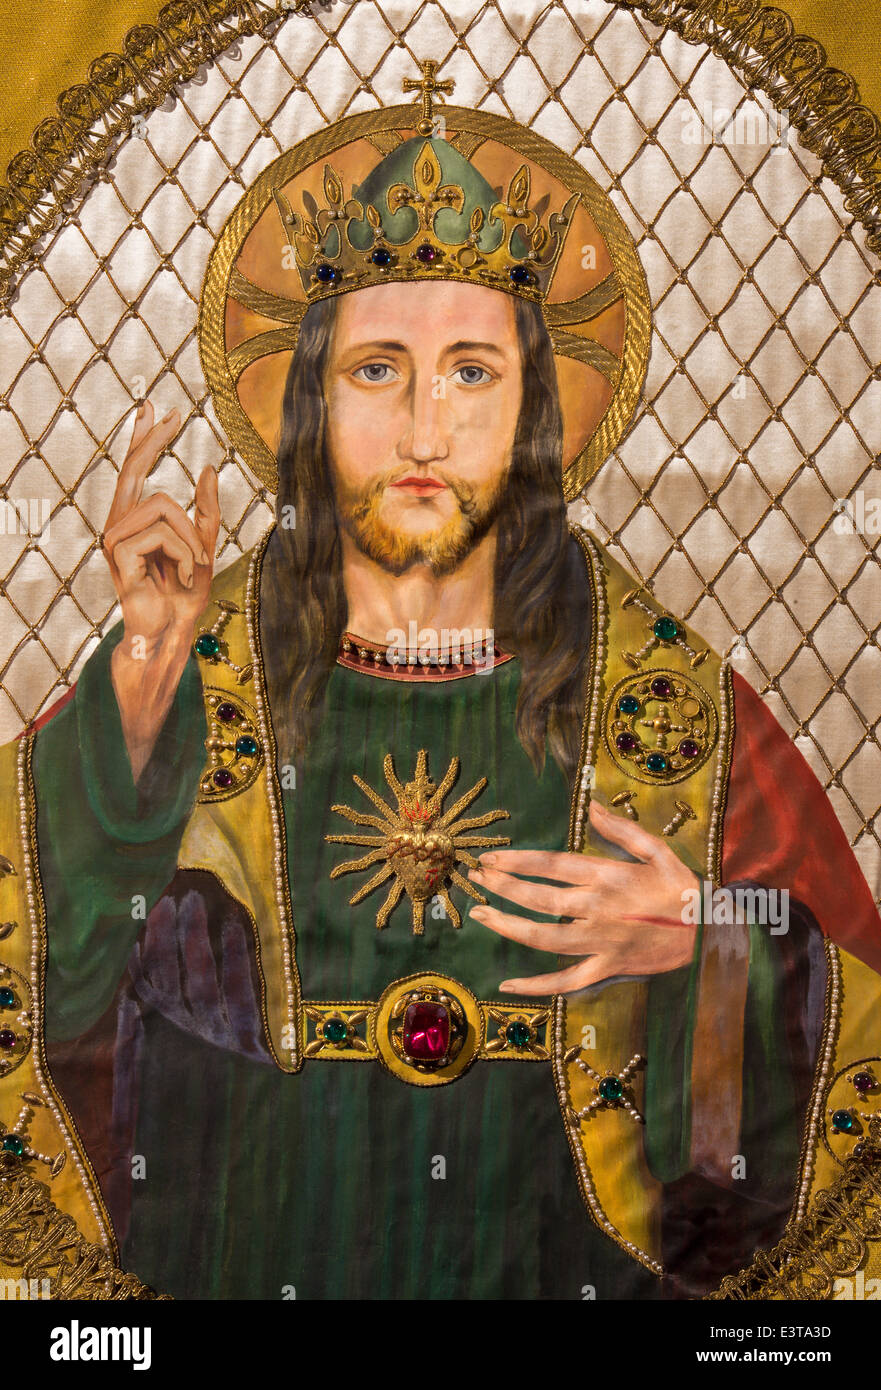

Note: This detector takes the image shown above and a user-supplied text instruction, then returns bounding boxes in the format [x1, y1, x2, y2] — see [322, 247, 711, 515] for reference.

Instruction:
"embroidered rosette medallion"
[603, 669, 719, 784]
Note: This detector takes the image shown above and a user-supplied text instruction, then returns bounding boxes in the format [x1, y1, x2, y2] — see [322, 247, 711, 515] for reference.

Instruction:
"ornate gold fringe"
[0, 0, 285, 302]
[707, 1155, 881, 1299]
[0, 1169, 169, 1300]
[624, 0, 881, 249]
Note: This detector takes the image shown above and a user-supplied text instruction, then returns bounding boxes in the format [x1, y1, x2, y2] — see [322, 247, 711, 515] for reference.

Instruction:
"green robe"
[34, 624, 799, 1299]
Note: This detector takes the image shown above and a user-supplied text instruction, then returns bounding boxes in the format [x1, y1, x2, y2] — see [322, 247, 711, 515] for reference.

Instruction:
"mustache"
[335, 462, 507, 579]
[346, 466, 482, 519]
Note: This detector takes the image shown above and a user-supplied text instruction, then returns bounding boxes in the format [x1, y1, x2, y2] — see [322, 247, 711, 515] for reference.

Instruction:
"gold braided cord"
[791, 938, 843, 1221]
[0, 1170, 169, 1300]
[625, 0, 881, 251]
[550, 329, 621, 382]
[228, 325, 298, 380]
[228, 267, 306, 323]
[707, 1155, 881, 1299]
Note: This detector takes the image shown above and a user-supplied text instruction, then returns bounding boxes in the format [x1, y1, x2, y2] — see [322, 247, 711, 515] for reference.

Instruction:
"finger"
[112, 520, 196, 591]
[107, 409, 181, 528]
[107, 410, 180, 529]
[588, 798, 673, 866]
[128, 400, 154, 455]
[468, 863, 577, 915]
[193, 466, 220, 561]
[124, 410, 181, 476]
[477, 848, 601, 885]
[498, 957, 614, 996]
[469, 903, 587, 955]
[105, 492, 207, 565]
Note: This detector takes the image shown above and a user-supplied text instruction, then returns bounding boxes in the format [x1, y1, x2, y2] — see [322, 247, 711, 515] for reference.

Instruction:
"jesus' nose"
[397, 373, 449, 463]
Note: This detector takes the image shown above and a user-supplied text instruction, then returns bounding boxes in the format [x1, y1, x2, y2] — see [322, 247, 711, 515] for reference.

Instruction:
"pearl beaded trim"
[246, 532, 301, 1067]
[337, 630, 514, 681]
[706, 659, 733, 881]
[793, 939, 842, 1222]
[569, 527, 607, 853]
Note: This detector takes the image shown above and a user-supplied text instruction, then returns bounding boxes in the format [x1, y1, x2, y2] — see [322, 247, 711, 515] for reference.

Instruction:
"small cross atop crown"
[403, 61, 455, 135]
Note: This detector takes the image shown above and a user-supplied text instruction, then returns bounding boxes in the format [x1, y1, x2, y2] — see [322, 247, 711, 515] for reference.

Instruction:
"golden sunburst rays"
[326, 749, 511, 934]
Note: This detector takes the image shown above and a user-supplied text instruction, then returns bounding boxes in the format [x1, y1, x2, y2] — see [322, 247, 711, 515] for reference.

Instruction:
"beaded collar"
[336, 631, 515, 682]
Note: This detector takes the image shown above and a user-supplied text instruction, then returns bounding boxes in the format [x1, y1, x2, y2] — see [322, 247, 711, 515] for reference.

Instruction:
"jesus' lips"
[390, 476, 448, 496]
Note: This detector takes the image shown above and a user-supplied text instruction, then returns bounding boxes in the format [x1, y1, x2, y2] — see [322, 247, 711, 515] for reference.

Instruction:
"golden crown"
[273, 137, 578, 306]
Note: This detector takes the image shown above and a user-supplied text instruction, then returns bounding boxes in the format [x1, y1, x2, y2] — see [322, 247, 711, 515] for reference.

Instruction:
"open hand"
[468, 799, 698, 994]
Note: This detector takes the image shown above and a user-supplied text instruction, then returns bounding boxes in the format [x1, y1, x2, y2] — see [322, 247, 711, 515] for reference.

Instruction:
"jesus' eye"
[353, 363, 397, 383]
[452, 364, 493, 385]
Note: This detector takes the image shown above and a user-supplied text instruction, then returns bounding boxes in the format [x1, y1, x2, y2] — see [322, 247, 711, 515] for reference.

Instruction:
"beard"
[335, 466, 507, 577]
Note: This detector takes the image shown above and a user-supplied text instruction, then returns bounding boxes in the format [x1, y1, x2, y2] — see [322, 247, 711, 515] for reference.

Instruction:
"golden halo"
[198, 105, 651, 500]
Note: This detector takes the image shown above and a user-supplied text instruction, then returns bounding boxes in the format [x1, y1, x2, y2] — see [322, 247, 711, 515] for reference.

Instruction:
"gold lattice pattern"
[0, 1, 879, 902]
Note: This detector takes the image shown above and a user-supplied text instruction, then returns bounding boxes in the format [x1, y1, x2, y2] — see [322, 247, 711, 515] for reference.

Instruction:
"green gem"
[505, 1020, 531, 1049]
[235, 735, 258, 758]
[323, 1018, 348, 1044]
[2, 1134, 24, 1157]
[194, 632, 220, 658]
[0, 987, 14, 1008]
[832, 1109, 855, 1133]
[645, 752, 668, 774]
[599, 1076, 623, 1102]
[618, 694, 640, 715]
[653, 616, 679, 642]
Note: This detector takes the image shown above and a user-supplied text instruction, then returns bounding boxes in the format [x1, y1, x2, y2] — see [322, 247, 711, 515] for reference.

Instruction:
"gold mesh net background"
[0, 0, 879, 900]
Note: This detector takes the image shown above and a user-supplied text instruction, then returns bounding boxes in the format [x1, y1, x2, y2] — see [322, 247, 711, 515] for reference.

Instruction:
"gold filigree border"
[707, 1151, 881, 1300]
[0, 0, 879, 319]
[627, 0, 881, 256]
[0, 1169, 168, 1300]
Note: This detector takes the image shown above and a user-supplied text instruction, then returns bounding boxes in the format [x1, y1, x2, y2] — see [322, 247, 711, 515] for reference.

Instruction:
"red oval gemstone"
[853, 1071, 874, 1093]
[415, 243, 438, 263]
[213, 768, 234, 789]
[616, 732, 639, 753]
[650, 677, 672, 698]
[216, 702, 237, 723]
[0, 1029, 16, 1050]
[402, 1001, 450, 1064]
[679, 739, 700, 759]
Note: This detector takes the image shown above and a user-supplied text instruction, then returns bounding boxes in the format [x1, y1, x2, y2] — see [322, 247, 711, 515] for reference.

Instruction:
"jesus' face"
[323, 280, 524, 576]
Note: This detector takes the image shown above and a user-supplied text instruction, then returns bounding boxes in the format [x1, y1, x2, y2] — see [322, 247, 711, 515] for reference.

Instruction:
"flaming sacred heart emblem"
[326, 750, 511, 934]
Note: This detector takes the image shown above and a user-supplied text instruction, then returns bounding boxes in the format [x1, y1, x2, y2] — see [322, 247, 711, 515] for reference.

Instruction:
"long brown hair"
[260, 293, 592, 788]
